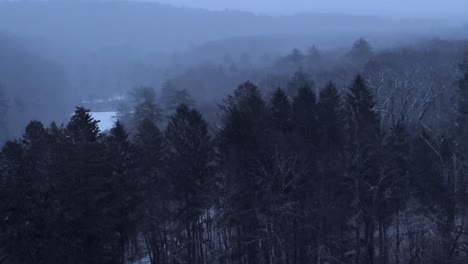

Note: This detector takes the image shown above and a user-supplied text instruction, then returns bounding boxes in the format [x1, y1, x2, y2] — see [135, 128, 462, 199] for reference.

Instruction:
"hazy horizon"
[152, 0, 468, 21]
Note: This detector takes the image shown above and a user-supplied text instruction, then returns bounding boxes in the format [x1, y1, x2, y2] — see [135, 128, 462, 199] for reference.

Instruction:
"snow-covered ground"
[90, 111, 117, 132]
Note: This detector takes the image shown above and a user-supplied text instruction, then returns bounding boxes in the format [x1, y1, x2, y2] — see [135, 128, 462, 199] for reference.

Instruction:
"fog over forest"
[0, 0, 466, 134]
[1, 1, 468, 263]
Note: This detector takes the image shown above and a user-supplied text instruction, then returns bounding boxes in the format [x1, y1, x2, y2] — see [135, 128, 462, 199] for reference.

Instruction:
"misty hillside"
[0, 32, 66, 137]
[0, 1, 457, 54]
[1, 1, 465, 101]
[0, 1, 466, 112]
[0, 1, 467, 134]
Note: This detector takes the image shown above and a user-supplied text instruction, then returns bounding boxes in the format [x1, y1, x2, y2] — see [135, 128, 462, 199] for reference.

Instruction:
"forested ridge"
[0, 0, 467, 262]
[1, 45, 468, 263]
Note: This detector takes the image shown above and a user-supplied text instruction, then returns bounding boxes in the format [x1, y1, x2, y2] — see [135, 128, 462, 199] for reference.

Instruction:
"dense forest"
[1, 41, 468, 263]
[1, 1, 468, 263]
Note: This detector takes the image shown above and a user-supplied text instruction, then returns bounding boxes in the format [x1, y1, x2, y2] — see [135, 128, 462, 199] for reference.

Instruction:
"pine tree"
[345, 75, 381, 264]
[165, 104, 215, 263]
[130, 87, 163, 127]
[63, 107, 113, 263]
[291, 83, 319, 149]
[269, 87, 291, 133]
[0, 139, 27, 263]
[287, 71, 314, 97]
[160, 81, 176, 106]
[316, 82, 348, 261]
[0, 121, 54, 264]
[218, 81, 269, 264]
[105, 120, 139, 264]
[115, 99, 133, 131]
[267, 87, 308, 263]
[163, 87, 195, 114]
[306, 46, 323, 71]
[219, 82, 268, 150]
[348, 38, 373, 61]
[286, 48, 304, 66]
[347, 76, 380, 140]
[134, 118, 167, 264]
[318, 82, 345, 149]
[290, 82, 321, 262]
[40, 121, 71, 263]
[67, 107, 100, 142]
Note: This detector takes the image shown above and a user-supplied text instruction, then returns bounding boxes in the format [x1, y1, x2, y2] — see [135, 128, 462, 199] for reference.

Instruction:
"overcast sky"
[154, 0, 468, 19]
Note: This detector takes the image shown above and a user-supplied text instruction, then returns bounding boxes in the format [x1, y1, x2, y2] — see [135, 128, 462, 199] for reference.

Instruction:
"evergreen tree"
[318, 82, 345, 149]
[0, 121, 55, 264]
[345, 75, 381, 264]
[63, 107, 113, 263]
[218, 81, 269, 264]
[133, 118, 167, 264]
[0, 140, 27, 263]
[348, 38, 373, 61]
[306, 45, 323, 70]
[267, 87, 309, 263]
[286, 48, 304, 66]
[165, 104, 215, 263]
[162, 87, 195, 114]
[291, 83, 319, 149]
[130, 87, 163, 127]
[269, 87, 291, 133]
[290, 82, 321, 263]
[115, 99, 133, 130]
[105, 120, 139, 264]
[287, 71, 314, 97]
[160, 81, 177, 110]
[346, 76, 380, 141]
[41, 121, 70, 263]
[67, 107, 100, 142]
[316, 82, 348, 261]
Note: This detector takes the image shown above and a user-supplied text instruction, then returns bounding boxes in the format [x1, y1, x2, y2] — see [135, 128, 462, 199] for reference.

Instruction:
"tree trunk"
[355, 219, 361, 264]
[396, 214, 400, 264]
[365, 218, 374, 264]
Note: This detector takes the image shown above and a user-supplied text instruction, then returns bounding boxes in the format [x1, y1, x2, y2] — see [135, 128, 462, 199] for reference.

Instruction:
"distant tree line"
[153, 38, 467, 142]
[1, 52, 468, 264]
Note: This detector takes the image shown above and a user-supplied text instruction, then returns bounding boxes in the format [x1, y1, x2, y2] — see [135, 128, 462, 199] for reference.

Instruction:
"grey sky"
[154, 0, 468, 18]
